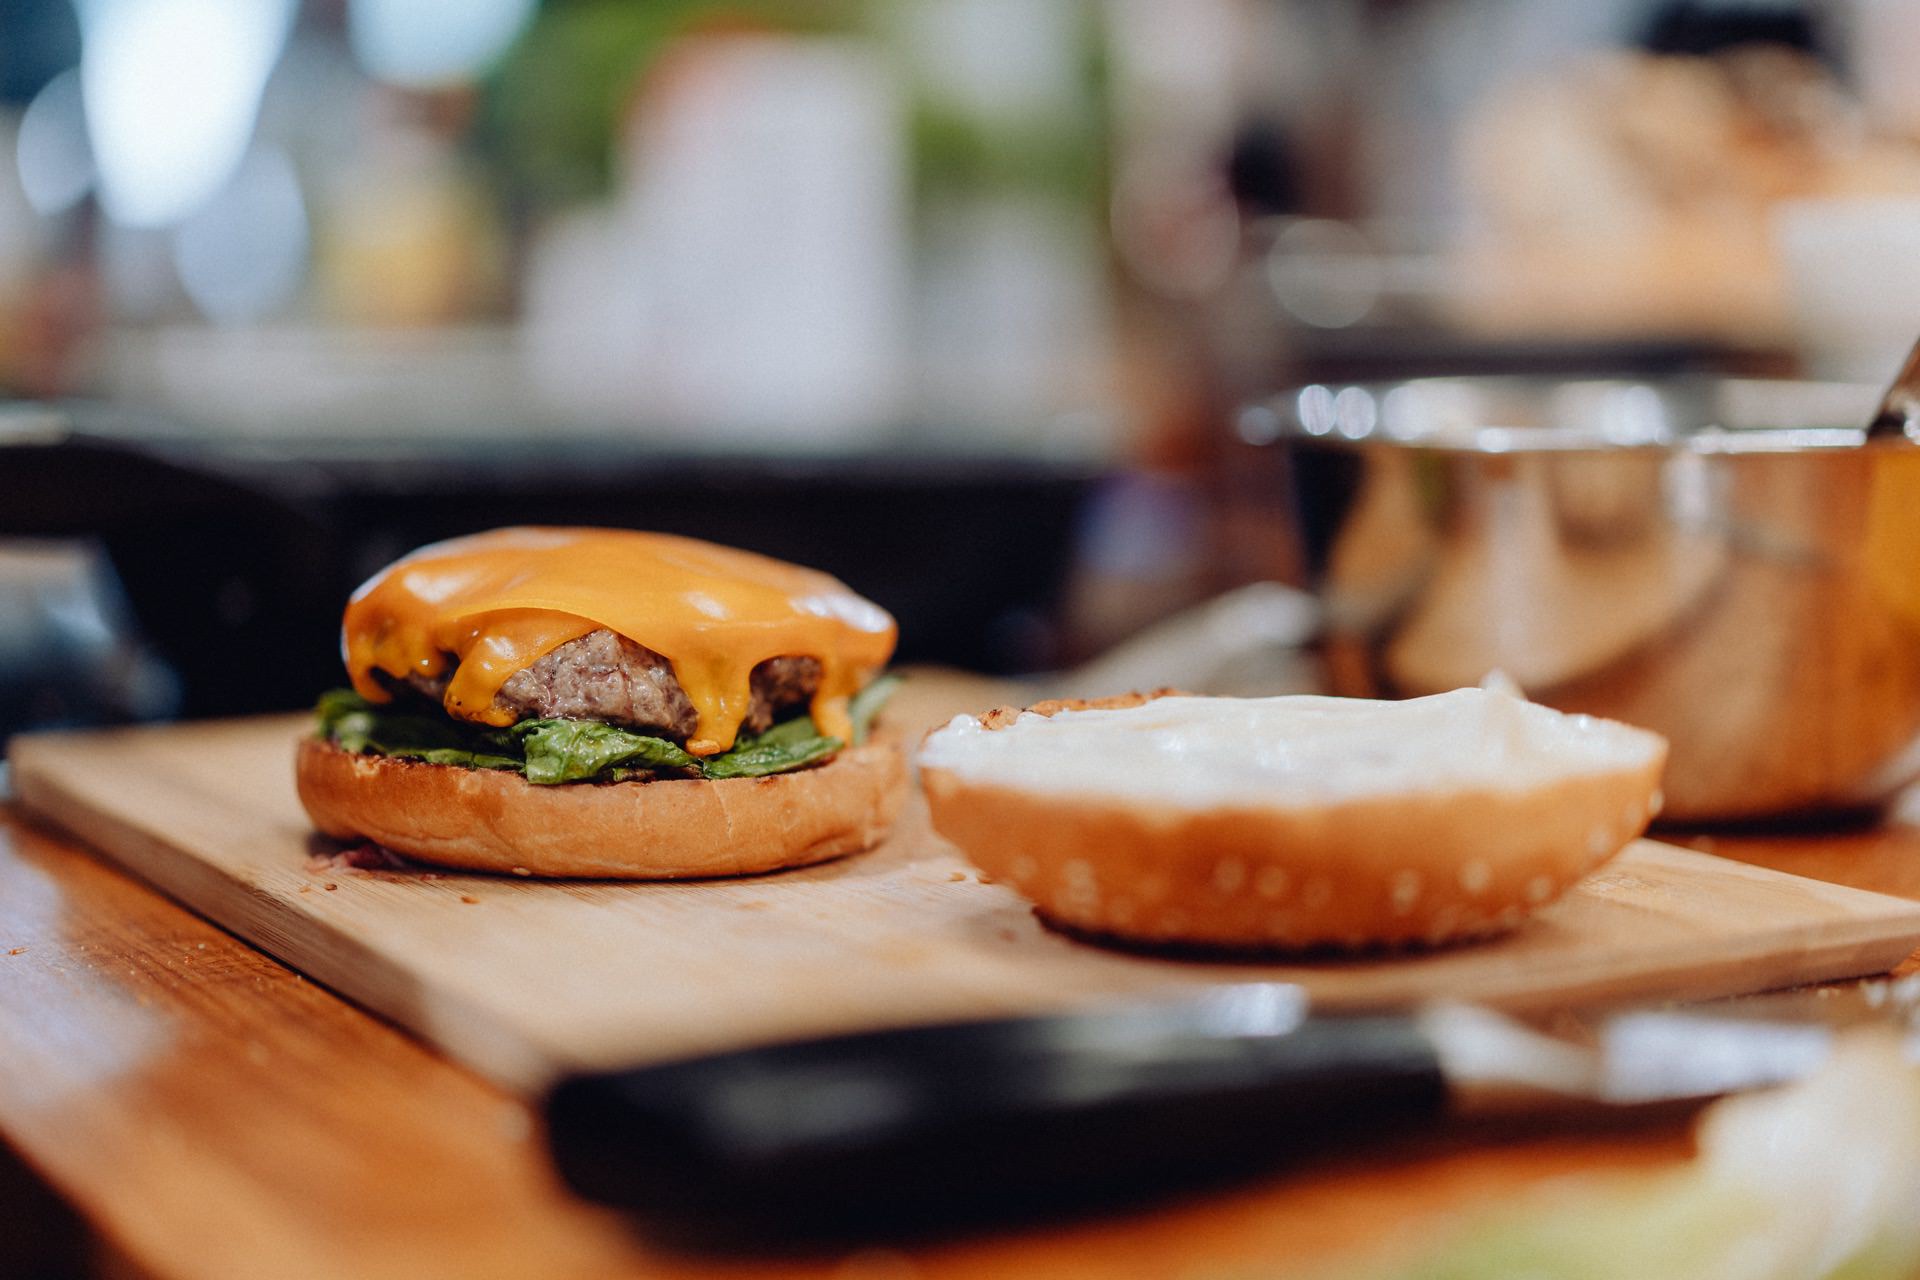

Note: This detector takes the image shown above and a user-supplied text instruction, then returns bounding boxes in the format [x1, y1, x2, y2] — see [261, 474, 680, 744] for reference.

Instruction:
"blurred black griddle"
[0, 404, 1099, 737]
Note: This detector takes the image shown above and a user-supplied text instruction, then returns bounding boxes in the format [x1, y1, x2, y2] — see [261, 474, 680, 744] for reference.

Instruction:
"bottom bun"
[297, 734, 905, 878]
[918, 691, 1666, 951]
[922, 769, 1659, 950]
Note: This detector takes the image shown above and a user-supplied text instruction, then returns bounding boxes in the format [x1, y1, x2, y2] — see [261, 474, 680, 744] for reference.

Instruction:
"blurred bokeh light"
[349, 0, 538, 87]
[6, 0, 1920, 738]
[76, 0, 296, 228]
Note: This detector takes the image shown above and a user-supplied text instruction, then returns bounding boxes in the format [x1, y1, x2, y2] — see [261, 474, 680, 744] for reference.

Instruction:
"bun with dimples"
[916, 688, 1666, 950]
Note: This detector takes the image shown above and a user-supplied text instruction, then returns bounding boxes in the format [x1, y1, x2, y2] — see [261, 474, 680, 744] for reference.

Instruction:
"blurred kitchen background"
[4, 0, 1919, 742]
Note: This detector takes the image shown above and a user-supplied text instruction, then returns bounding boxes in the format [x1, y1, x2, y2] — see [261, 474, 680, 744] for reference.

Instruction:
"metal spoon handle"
[1868, 336, 1920, 440]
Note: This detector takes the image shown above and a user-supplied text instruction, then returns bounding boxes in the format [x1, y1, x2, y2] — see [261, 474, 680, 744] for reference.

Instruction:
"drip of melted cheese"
[342, 528, 897, 755]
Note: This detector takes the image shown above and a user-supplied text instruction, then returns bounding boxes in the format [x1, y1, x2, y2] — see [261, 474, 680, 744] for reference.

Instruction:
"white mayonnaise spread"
[916, 689, 1663, 809]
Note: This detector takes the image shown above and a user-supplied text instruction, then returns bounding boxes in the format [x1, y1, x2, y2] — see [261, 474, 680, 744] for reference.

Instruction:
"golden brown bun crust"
[297, 734, 904, 879]
[973, 688, 1190, 729]
[921, 693, 1666, 950]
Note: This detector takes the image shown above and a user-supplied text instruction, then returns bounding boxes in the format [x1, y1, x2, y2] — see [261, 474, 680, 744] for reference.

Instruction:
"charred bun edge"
[970, 687, 1191, 731]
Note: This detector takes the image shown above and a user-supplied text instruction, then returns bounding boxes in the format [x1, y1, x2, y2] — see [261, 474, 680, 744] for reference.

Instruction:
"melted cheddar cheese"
[342, 528, 897, 755]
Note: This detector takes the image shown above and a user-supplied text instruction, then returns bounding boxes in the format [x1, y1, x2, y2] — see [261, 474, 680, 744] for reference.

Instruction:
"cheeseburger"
[297, 527, 905, 878]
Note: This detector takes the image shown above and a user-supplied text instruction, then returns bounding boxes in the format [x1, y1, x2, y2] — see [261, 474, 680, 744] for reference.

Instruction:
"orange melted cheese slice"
[342, 528, 897, 755]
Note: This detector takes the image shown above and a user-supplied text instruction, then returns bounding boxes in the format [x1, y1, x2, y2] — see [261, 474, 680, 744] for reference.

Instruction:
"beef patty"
[402, 629, 821, 742]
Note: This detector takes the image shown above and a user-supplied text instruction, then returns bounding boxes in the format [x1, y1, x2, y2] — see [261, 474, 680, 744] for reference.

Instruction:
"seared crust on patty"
[399, 629, 821, 740]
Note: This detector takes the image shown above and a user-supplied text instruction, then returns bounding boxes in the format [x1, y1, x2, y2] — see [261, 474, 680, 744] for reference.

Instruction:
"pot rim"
[1242, 375, 1897, 456]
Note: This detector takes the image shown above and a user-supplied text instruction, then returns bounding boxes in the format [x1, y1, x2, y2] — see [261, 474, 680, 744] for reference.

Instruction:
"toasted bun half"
[296, 734, 905, 879]
[919, 691, 1666, 950]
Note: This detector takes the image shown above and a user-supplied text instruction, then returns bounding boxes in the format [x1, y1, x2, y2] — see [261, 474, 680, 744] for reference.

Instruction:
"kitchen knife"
[542, 979, 1920, 1229]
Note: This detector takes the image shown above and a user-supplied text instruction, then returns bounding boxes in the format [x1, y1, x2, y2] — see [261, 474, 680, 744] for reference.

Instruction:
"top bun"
[918, 689, 1666, 950]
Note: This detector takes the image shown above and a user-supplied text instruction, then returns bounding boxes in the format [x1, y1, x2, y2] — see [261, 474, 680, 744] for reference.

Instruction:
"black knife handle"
[543, 1001, 1447, 1227]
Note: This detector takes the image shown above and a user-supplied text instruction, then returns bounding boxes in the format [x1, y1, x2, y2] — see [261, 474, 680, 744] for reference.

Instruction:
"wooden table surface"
[5, 690, 1920, 1279]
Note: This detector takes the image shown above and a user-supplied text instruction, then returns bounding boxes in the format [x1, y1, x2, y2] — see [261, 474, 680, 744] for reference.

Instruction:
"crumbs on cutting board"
[460, 895, 479, 905]
[307, 843, 442, 879]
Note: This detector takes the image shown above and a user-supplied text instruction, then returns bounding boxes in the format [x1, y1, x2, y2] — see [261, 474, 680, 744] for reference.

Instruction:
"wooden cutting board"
[14, 676, 1920, 1094]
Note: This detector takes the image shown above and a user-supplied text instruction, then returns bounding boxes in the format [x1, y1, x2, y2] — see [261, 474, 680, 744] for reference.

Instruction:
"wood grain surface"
[7, 672, 1920, 1279]
[11, 673, 1920, 1094]
[0, 805, 1696, 1280]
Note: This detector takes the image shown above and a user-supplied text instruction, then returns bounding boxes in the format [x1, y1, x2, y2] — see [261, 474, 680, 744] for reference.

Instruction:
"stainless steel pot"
[1253, 377, 1920, 822]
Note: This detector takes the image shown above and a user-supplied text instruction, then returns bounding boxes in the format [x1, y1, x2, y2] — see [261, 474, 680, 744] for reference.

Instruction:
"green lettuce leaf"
[312, 670, 901, 785]
[847, 672, 902, 744]
[702, 724, 842, 780]
[315, 690, 522, 771]
[699, 672, 902, 778]
[514, 718, 700, 784]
